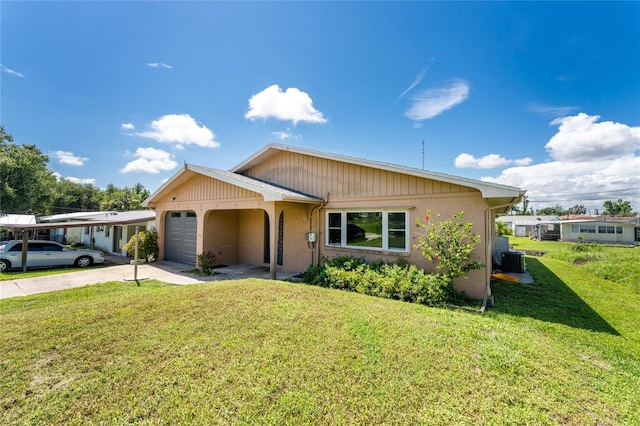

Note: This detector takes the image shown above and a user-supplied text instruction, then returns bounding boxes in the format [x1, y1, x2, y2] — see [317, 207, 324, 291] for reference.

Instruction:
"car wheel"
[75, 256, 93, 268]
[0, 259, 10, 272]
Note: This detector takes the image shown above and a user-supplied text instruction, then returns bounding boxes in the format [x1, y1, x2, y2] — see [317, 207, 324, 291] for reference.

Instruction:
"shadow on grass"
[490, 257, 619, 335]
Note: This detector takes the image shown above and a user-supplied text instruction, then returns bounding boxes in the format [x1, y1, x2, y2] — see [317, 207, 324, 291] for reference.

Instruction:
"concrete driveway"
[0, 257, 299, 300]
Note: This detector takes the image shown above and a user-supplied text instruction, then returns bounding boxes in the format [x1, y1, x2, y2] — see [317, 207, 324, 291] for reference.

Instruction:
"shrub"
[414, 210, 484, 295]
[196, 251, 219, 275]
[300, 256, 451, 307]
[123, 228, 159, 262]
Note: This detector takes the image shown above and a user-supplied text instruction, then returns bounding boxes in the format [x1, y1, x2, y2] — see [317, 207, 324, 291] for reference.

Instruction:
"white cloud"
[121, 123, 135, 131]
[546, 113, 640, 162]
[64, 177, 97, 185]
[272, 129, 300, 141]
[482, 113, 640, 212]
[396, 66, 428, 102]
[273, 131, 292, 140]
[1, 64, 25, 78]
[134, 114, 219, 148]
[52, 172, 62, 181]
[405, 80, 469, 122]
[528, 103, 579, 117]
[51, 150, 88, 166]
[455, 153, 532, 169]
[245, 84, 327, 125]
[513, 157, 533, 166]
[146, 62, 173, 69]
[120, 147, 178, 174]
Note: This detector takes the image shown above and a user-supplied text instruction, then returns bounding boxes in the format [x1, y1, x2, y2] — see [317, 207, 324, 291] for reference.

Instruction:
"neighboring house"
[560, 217, 640, 245]
[143, 144, 524, 300]
[496, 215, 562, 240]
[37, 211, 156, 255]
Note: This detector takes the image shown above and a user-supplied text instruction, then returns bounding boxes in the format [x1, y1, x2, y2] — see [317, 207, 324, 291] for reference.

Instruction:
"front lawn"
[1, 256, 639, 424]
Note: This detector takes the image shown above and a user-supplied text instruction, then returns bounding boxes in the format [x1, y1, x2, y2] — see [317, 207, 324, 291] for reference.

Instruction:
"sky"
[1, 1, 639, 215]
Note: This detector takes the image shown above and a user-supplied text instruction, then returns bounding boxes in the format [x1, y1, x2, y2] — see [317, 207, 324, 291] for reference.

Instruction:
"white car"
[0, 240, 104, 272]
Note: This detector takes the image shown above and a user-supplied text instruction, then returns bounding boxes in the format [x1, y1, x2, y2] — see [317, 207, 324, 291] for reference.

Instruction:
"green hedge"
[300, 256, 451, 306]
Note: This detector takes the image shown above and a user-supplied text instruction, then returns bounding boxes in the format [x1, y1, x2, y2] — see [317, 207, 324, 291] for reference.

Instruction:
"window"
[105, 226, 110, 237]
[326, 210, 408, 252]
[42, 243, 63, 252]
[571, 225, 579, 233]
[616, 226, 623, 234]
[598, 225, 617, 234]
[579, 224, 596, 233]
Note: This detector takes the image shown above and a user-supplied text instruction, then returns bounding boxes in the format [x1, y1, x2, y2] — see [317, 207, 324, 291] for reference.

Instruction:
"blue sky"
[2, 1, 639, 214]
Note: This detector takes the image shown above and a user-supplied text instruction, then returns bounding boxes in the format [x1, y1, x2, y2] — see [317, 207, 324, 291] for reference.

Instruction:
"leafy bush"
[123, 228, 158, 262]
[414, 210, 484, 287]
[300, 256, 450, 306]
[571, 239, 603, 253]
[196, 251, 219, 275]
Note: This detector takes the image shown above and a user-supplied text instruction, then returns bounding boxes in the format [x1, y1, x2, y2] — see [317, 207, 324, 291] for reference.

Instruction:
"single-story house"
[560, 217, 640, 245]
[143, 144, 524, 300]
[37, 211, 156, 255]
[496, 215, 562, 240]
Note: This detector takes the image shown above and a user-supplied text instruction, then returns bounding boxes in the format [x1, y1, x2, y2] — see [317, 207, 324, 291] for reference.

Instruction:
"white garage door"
[164, 211, 197, 265]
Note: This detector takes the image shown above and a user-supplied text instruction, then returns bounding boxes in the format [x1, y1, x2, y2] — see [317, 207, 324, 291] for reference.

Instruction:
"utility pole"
[422, 140, 425, 170]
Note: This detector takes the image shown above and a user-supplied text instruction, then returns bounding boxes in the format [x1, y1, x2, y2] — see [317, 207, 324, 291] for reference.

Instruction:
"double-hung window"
[325, 210, 409, 252]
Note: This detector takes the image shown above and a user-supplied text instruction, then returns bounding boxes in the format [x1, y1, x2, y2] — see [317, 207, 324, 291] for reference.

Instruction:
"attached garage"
[164, 211, 197, 265]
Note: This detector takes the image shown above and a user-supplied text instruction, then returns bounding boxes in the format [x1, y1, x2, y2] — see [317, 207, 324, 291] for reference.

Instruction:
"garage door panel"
[165, 211, 197, 265]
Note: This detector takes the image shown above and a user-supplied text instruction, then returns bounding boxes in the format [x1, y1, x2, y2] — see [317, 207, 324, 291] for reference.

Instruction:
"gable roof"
[143, 144, 525, 211]
[143, 164, 324, 206]
[232, 143, 525, 199]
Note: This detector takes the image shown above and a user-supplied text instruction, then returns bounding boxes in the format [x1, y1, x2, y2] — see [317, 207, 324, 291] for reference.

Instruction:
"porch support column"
[266, 202, 280, 280]
[155, 209, 167, 261]
[484, 206, 493, 300]
[195, 210, 205, 261]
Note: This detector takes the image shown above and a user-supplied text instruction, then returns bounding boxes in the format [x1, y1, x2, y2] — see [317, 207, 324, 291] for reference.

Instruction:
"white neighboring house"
[560, 217, 640, 245]
[38, 211, 156, 256]
[496, 215, 562, 239]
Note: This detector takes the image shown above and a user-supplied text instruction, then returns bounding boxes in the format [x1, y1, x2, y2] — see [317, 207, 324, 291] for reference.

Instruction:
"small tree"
[496, 221, 513, 236]
[123, 228, 158, 262]
[414, 210, 484, 288]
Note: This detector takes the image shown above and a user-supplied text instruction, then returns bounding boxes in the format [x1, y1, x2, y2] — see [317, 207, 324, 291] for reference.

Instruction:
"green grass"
[0, 266, 95, 281]
[509, 236, 640, 294]
[2, 255, 640, 424]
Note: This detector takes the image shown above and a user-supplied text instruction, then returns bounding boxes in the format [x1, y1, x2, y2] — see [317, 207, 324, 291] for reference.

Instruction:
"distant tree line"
[1, 126, 151, 215]
[511, 195, 637, 217]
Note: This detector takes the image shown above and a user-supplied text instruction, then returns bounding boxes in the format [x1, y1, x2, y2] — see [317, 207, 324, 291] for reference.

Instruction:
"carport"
[1, 214, 155, 272]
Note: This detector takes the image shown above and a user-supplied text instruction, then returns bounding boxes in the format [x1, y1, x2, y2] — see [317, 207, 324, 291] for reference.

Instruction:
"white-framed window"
[325, 210, 409, 252]
[579, 224, 596, 233]
[571, 225, 579, 233]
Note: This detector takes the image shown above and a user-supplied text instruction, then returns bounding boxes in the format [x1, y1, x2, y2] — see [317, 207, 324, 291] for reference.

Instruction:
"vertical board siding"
[175, 175, 258, 201]
[243, 151, 476, 200]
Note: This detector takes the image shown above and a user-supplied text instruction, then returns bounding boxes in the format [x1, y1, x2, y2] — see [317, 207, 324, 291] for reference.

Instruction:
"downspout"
[308, 195, 328, 266]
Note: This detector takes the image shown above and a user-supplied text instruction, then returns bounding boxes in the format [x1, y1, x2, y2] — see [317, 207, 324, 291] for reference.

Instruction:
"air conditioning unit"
[501, 251, 525, 273]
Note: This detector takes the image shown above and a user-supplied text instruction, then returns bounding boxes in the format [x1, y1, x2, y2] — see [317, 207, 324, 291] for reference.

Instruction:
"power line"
[527, 187, 640, 200]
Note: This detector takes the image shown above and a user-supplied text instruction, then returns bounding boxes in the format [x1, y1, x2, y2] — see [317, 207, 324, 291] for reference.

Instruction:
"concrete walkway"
[0, 257, 299, 300]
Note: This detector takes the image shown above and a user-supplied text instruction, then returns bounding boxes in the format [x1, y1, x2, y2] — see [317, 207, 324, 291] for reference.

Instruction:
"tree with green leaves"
[48, 180, 103, 214]
[536, 205, 564, 216]
[0, 126, 56, 214]
[602, 199, 637, 217]
[496, 221, 513, 236]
